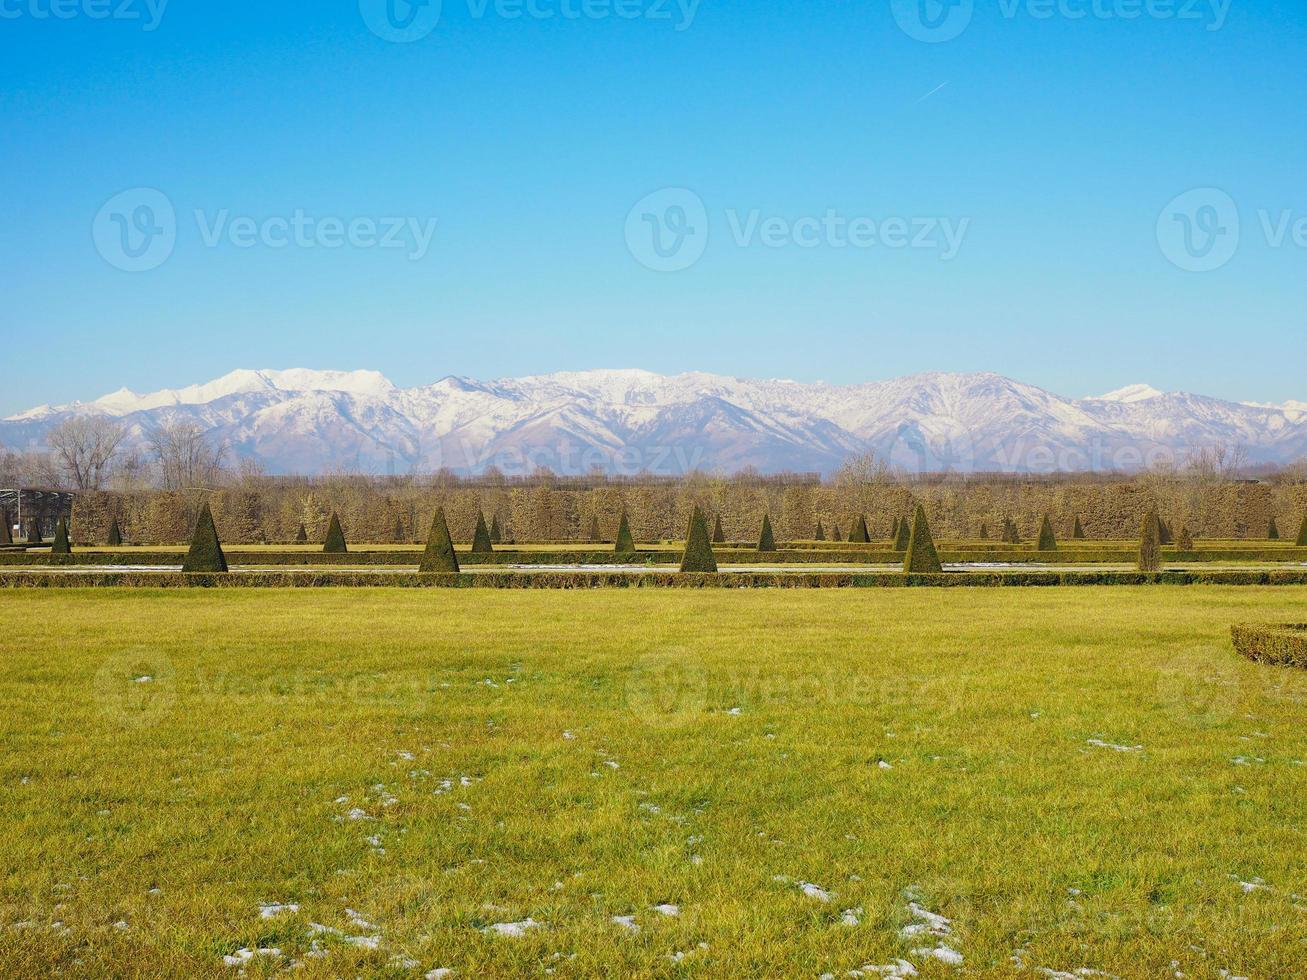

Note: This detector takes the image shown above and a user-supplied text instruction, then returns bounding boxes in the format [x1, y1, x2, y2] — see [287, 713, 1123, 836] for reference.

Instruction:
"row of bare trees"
[2, 418, 228, 492]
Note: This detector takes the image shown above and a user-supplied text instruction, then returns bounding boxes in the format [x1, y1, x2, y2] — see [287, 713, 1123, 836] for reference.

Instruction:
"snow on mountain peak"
[1092, 384, 1165, 404]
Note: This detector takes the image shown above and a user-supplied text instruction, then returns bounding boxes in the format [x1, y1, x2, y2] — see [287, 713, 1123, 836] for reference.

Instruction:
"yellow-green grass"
[2, 589, 1305, 978]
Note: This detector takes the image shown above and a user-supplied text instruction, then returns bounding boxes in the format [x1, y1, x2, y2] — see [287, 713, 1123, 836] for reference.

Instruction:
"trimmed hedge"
[323, 513, 348, 554]
[1231, 623, 1307, 668]
[7, 569, 1307, 590]
[182, 502, 228, 574]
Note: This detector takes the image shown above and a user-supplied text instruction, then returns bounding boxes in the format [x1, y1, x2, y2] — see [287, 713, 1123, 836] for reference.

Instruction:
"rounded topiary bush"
[1231, 624, 1307, 668]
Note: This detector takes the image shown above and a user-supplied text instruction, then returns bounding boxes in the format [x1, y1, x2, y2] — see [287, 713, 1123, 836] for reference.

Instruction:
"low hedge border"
[1231, 623, 1307, 668]
[5, 570, 1307, 589]
[4, 548, 1306, 568]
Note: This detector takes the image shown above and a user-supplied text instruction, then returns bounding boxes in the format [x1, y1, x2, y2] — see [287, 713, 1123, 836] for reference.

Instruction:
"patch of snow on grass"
[1087, 739, 1143, 753]
[258, 903, 299, 919]
[652, 904, 680, 917]
[483, 919, 539, 938]
[611, 915, 639, 933]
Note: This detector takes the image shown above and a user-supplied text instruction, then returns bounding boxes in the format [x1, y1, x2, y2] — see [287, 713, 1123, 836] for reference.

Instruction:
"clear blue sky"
[3, 0, 1305, 415]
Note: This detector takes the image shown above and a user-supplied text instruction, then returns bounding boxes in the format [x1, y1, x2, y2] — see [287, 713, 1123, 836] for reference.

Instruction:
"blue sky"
[2, 0, 1305, 416]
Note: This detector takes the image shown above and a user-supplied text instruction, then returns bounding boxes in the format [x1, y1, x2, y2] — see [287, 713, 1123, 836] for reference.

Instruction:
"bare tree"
[146, 421, 227, 490]
[46, 416, 127, 490]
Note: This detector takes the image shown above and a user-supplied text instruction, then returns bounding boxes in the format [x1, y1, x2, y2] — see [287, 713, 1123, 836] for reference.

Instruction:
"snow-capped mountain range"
[4, 368, 1305, 476]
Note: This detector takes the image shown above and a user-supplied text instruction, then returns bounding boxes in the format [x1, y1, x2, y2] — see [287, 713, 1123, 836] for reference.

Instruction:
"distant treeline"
[65, 474, 1307, 545]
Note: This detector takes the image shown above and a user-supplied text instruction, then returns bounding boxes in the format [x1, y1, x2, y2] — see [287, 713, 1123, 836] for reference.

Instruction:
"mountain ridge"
[4, 369, 1304, 476]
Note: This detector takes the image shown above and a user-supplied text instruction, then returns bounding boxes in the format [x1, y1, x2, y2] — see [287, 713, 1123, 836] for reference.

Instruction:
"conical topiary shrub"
[978, 522, 989, 541]
[888, 517, 900, 543]
[1002, 517, 1021, 545]
[0, 511, 11, 546]
[490, 515, 503, 545]
[679, 506, 718, 573]
[832, 525, 843, 542]
[472, 512, 494, 553]
[51, 518, 72, 555]
[588, 515, 602, 544]
[419, 507, 460, 573]
[295, 523, 308, 544]
[903, 505, 943, 575]
[894, 516, 911, 551]
[1268, 518, 1280, 541]
[393, 516, 406, 544]
[1072, 515, 1086, 539]
[107, 518, 123, 547]
[182, 502, 228, 573]
[1177, 525, 1194, 551]
[757, 513, 777, 553]
[615, 512, 635, 553]
[323, 513, 348, 554]
[849, 515, 870, 544]
[1297, 513, 1307, 547]
[1138, 509, 1162, 572]
[815, 520, 825, 542]
[27, 519, 42, 544]
[1159, 518, 1174, 546]
[1037, 514, 1057, 552]
[712, 515, 726, 544]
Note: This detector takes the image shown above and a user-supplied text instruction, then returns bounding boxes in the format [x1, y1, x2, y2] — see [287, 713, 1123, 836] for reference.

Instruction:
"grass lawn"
[1, 588, 1305, 978]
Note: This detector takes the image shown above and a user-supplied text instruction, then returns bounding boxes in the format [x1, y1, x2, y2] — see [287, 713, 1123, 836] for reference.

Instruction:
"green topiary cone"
[831, 525, 843, 542]
[894, 516, 912, 551]
[1177, 525, 1194, 551]
[1072, 515, 1086, 539]
[419, 507, 460, 573]
[490, 514, 503, 544]
[295, 523, 308, 544]
[472, 512, 494, 553]
[712, 515, 726, 544]
[107, 518, 123, 547]
[323, 513, 348, 554]
[1297, 513, 1307, 547]
[757, 513, 777, 552]
[849, 515, 870, 544]
[614, 512, 635, 553]
[182, 502, 228, 573]
[51, 518, 73, 555]
[1138, 509, 1162, 572]
[679, 506, 718, 573]
[814, 520, 825, 541]
[588, 515, 602, 544]
[903, 505, 943, 574]
[1268, 518, 1280, 541]
[1037, 514, 1058, 552]
[0, 511, 12, 546]
[978, 523, 989, 541]
[393, 516, 406, 544]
